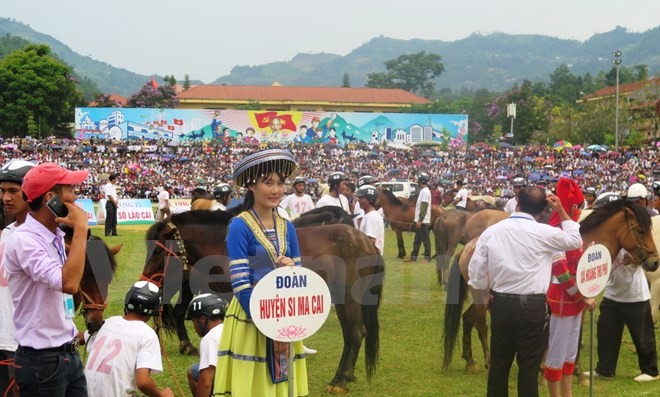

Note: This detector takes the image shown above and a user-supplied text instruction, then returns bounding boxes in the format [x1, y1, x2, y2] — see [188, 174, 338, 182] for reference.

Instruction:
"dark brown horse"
[142, 209, 384, 394]
[377, 189, 443, 258]
[62, 227, 121, 334]
[442, 200, 659, 372]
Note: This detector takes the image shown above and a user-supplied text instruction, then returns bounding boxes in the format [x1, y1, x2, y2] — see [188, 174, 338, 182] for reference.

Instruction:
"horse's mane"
[293, 206, 354, 228]
[379, 188, 404, 206]
[61, 226, 117, 274]
[580, 199, 651, 234]
[172, 209, 235, 226]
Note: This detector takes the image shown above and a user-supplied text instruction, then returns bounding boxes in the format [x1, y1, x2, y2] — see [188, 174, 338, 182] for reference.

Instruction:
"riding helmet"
[584, 187, 597, 196]
[328, 172, 349, 186]
[213, 183, 232, 199]
[594, 192, 621, 208]
[511, 177, 526, 187]
[354, 185, 378, 204]
[0, 160, 36, 184]
[292, 176, 306, 186]
[186, 293, 228, 320]
[124, 281, 161, 316]
[653, 180, 660, 194]
[357, 175, 378, 188]
[417, 172, 430, 184]
[627, 183, 648, 200]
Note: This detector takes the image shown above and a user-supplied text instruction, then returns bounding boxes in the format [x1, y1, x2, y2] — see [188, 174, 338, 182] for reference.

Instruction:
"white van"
[377, 181, 418, 199]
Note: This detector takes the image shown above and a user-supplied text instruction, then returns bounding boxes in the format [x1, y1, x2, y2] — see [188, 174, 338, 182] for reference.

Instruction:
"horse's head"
[75, 235, 120, 334]
[581, 200, 659, 272]
[142, 210, 235, 303]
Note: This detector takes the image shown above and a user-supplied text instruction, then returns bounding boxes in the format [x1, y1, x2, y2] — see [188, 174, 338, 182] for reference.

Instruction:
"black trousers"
[488, 293, 549, 397]
[105, 201, 117, 235]
[14, 347, 86, 397]
[410, 223, 431, 260]
[595, 298, 658, 377]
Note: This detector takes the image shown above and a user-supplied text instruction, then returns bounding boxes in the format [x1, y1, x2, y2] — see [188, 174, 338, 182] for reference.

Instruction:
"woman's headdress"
[233, 149, 297, 187]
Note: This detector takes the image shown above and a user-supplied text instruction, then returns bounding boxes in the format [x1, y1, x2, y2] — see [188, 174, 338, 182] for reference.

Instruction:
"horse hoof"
[179, 345, 199, 356]
[579, 374, 590, 386]
[325, 385, 348, 394]
[465, 364, 479, 374]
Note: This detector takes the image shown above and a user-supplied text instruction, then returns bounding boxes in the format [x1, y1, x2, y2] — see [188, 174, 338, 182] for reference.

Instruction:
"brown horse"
[442, 200, 660, 372]
[141, 209, 384, 394]
[377, 188, 443, 258]
[62, 227, 121, 334]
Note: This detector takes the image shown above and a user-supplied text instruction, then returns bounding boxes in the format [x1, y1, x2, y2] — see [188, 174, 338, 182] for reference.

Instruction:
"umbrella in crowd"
[553, 140, 573, 151]
[499, 142, 515, 149]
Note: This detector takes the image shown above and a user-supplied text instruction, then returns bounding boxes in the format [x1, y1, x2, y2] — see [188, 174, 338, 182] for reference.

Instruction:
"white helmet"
[627, 183, 648, 200]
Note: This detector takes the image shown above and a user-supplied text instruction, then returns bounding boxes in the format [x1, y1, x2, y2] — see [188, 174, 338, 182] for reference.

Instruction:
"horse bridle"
[619, 212, 657, 264]
[140, 221, 191, 288]
[77, 289, 107, 314]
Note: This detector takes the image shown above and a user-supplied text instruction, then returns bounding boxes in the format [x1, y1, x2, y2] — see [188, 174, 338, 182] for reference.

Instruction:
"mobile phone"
[47, 194, 69, 218]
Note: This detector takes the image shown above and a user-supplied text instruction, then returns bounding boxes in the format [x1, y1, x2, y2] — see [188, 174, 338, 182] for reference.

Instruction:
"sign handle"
[589, 310, 594, 397]
[288, 341, 295, 397]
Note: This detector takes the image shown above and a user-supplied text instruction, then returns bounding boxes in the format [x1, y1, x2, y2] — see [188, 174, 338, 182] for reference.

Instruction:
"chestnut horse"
[141, 209, 383, 393]
[376, 189, 443, 258]
[62, 227, 121, 334]
[442, 200, 659, 372]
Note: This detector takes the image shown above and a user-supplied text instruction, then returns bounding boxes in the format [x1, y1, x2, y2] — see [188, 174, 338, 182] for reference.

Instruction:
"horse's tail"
[362, 252, 384, 381]
[435, 219, 449, 285]
[158, 303, 179, 335]
[442, 255, 467, 370]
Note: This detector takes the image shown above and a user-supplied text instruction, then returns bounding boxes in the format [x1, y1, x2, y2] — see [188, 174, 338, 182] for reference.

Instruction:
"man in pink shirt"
[4, 163, 89, 397]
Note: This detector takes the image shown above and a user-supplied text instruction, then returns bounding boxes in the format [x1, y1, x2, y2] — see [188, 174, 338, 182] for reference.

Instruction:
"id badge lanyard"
[54, 239, 76, 319]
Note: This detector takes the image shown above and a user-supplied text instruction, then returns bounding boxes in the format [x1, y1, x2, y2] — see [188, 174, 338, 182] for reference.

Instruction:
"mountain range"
[1, 17, 659, 96]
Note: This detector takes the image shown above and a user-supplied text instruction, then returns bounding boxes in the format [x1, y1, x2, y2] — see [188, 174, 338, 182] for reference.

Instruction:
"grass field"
[78, 224, 660, 396]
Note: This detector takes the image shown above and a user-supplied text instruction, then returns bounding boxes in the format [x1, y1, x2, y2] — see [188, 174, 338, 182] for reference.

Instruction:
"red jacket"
[547, 248, 586, 316]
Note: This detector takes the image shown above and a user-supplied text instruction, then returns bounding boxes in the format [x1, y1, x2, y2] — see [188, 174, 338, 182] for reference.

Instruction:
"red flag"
[173, 119, 184, 126]
[150, 76, 159, 89]
[254, 111, 277, 129]
[277, 114, 297, 131]
[167, 125, 175, 131]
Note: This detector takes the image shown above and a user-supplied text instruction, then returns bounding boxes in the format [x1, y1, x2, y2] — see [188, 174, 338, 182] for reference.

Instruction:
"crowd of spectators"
[0, 136, 658, 201]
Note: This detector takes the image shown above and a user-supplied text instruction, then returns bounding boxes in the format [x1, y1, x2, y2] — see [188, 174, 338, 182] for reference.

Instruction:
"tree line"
[0, 35, 656, 144]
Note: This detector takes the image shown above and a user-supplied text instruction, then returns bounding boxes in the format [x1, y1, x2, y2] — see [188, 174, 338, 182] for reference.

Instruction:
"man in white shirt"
[0, 160, 35, 397]
[85, 281, 173, 397]
[452, 179, 469, 210]
[468, 187, 581, 397]
[354, 185, 384, 255]
[280, 177, 315, 219]
[504, 177, 526, 213]
[353, 176, 378, 229]
[404, 172, 432, 262]
[316, 172, 350, 210]
[186, 294, 227, 397]
[155, 186, 171, 222]
[103, 174, 119, 236]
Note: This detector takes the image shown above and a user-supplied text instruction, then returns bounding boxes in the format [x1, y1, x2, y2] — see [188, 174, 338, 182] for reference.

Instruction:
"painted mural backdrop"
[75, 108, 468, 146]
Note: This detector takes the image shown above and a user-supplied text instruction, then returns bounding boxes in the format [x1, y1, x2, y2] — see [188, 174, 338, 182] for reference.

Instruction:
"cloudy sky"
[3, 0, 659, 83]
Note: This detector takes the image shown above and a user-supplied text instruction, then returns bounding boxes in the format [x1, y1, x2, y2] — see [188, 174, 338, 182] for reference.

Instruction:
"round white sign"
[250, 266, 332, 342]
[576, 244, 612, 298]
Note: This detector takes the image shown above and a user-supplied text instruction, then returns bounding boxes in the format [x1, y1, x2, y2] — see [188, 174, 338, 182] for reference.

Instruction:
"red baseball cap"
[22, 163, 89, 202]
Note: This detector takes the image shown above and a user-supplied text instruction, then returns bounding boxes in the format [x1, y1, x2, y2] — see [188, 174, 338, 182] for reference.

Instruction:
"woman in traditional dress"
[214, 149, 308, 397]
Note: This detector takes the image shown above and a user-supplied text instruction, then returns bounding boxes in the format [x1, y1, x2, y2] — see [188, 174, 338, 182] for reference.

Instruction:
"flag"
[254, 112, 297, 131]
[254, 111, 278, 129]
[167, 125, 175, 131]
[150, 76, 159, 89]
[173, 119, 184, 126]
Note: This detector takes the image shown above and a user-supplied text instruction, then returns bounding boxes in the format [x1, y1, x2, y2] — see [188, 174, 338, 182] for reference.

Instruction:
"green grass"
[78, 225, 660, 396]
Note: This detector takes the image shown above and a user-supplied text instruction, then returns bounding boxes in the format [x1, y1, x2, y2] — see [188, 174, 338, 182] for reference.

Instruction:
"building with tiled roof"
[176, 85, 431, 112]
[578, 77, 659, 141]
[88, 93, 128, 107]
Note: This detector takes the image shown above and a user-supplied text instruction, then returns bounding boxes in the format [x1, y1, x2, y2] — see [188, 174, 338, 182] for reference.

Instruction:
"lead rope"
[154, 308, 186, 397]
[0, 359, 16, 397]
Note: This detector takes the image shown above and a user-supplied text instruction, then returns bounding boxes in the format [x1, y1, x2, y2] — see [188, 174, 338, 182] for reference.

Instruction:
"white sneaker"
[303, 346, 317, 355]
[634, 373, 659, 382]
